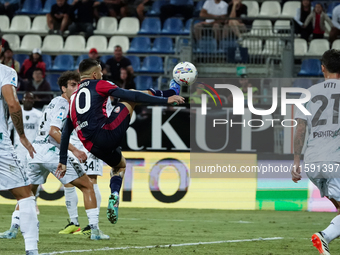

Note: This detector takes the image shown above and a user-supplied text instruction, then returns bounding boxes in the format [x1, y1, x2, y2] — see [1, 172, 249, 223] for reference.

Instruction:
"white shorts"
[0, 150, 30, 191]
[81, 152, 103, 176]
[306, 161, 340, 201]
[28, 156, 85, 185]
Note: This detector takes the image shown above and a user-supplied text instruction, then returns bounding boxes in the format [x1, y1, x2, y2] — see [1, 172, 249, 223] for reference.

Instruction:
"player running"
[0, 39, 39, 254]
[57, 59, 184, 225]
[292, 49, 340, 255]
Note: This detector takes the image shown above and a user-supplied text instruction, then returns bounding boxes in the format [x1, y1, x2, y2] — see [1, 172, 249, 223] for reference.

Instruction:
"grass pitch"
[0, 204, 339, 255]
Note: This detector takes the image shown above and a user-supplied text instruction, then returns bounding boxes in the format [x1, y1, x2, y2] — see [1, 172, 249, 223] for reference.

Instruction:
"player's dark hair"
[33, 68, 43, 73]
[78, 58, 99, 74]
[321, 49, 340, 74]
[58, 71, 80, 92]
[114, 45, 122, 50]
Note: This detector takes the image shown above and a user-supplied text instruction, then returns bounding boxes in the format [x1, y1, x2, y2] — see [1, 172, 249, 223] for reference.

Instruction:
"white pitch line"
[40, 237, 283, 255]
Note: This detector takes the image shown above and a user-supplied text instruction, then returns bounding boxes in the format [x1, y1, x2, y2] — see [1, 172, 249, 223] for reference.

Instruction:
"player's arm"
[1, 85, 36, 158]
[292, 118, 307, 183]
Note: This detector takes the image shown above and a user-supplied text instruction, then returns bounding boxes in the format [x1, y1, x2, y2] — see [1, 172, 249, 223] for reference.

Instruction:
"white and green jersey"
[0, 64, 17, 152]
[295, 79, 340, 163]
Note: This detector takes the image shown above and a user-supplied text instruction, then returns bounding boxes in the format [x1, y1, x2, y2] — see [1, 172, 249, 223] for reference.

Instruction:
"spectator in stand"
[68, 0, 98, 38]
[120, 0, 149, 22]
[303, 3, 332, 40]
[160, 0, 194, 25]
[0, 31, 9, 50]
[0, 0, 19, 19]
[194, 0, 228, 41]
[19, 48, 46, 81]
[88, 48, 108, 79]
[117, 67, 135, 89]
[47, 0, 70, 35]
[105, 45, 134, 83]
[223, 0, 247, 40]
[95, 0, 122, 19]
[227, 74, 258, 105]
[329, 4, 340, 44]
[0, 47, 19, 72]
[294, 0, 313, 41]
[19, 68, 52, 102]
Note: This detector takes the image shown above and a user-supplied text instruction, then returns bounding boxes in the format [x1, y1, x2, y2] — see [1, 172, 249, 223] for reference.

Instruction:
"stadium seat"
[0, 15, 9, 31]
[327, 2, 340, 18]
[51, 54, 74, 71]
[139, 17, 161, 34]
[247, 20, 273, 37]
[19, 0, 43, 14]
[219, 39, 238, 52]
[75, 54, 88, 69]
[63, 35, 86, 52]
[13, 54, 29, 67]
[294, 38, 307, 56]
[100, 55, 112, 64]
[42, 0, 56, 14]
[195, 38, 218, 53]
[281, 1, 300, 17]
[127, 37, 150, 53]
[31, 16, 48, 32]
[262, 39, 284, 55]
[194, 0, 205, 17]
[146, 0, 167, 16]
[273, 20, 291, 34]
[134, 76, 153, 90]
[151, 37, 174, 54]
[171, 0, 194, 5]
[140, 56, 164, 73]
[41, 35, 64, 52]
[2, 34, 20, 51]
[241, 39, 262, 55]
[45, 74, 61, 91]
[306, 39, 330, 56]
[86, 35, 107, 52]
[126, 55, 140, 72]
[20, 35, 42, 52]
[298, 59, 322, 76]
[259, 1, 281, 17]
[242, 1, 259, 17]
[292, 79, 313, 89]
[94, 17, 118, 34]
[9, 16, 31, 32]
[332, 39, 340, 49]
[42, 54, 52, 70]
[107, 36, 129, 53]
[162, 18, 184, 35]
[165, 57, 179, 73]
[116, 17, 140, 34]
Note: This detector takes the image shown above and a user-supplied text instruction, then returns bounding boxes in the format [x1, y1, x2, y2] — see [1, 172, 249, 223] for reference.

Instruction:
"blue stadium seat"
[75, 54, 88, 69]
[128, 37, 151, 53]
[171, 0, 194, 5]
[219, 39, 238, 52]
[100, 55, 112, 64]
[327, 2, 340, 17]
[165, 57, 179, 73]
[42, 54, 52, 71]
[139, 18, 161, 34]
[45, 74, 60, 91]
[19, 0, 43, 14]
[195, 38, 218, 53]
[194, 0, 205, 16]
[42, 0, 56, 14]
[51, 54, 74, 71]
[126, 55, 140, 72]
[140, 56, 164, 73]
[134, 76, 153, 90]
[146, 0, 168, 16]
[298, 59, 323, 77]
[151, 37, 174, 54]
[13, 54, 29, 67]
[162, 18, 184, 35]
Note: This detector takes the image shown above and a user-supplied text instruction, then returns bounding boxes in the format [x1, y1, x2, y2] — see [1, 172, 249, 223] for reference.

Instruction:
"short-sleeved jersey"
[295, 79, 340, 163]
[0, 64, 18, 152]
[69, 79, 119, 151]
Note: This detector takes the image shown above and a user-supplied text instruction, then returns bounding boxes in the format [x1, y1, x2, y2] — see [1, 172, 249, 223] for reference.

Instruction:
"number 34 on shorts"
[81, 154, 103, 176]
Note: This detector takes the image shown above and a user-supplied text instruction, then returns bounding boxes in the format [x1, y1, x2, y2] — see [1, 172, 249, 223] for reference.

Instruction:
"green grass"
[0, 204, 339, 255]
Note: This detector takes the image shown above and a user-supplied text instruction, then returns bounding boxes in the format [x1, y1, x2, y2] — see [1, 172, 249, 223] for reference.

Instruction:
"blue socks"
[110, 176, 122, 195]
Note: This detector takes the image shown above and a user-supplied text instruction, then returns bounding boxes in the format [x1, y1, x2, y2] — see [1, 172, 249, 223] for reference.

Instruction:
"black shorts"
[90, 103, 130, 167]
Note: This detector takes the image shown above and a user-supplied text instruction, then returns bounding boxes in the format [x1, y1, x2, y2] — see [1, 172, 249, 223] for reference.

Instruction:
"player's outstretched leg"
[0, 205, 19, 239]
[59, 184, 81, 234]
[107, 156, 126, 224]
[311, 232, 330, 255]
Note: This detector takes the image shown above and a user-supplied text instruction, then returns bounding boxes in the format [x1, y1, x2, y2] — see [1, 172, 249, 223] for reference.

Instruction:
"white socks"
[93, 184, 101, 212]
[322, 214, 340, 243]
[18, 196, 38, 253]
[11, 209, 20, 229]
[86, 208, 99, 230]
[64, 186, 79, 225]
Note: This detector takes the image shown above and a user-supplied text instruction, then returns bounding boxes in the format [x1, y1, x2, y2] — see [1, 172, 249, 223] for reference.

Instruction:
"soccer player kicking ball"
[292, 49, 340, 255]
[0, 40, 39, 255]
[57, 59, 184, 225]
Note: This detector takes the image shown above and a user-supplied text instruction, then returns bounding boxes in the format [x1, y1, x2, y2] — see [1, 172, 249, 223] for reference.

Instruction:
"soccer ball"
[173, 62, 198, 86]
